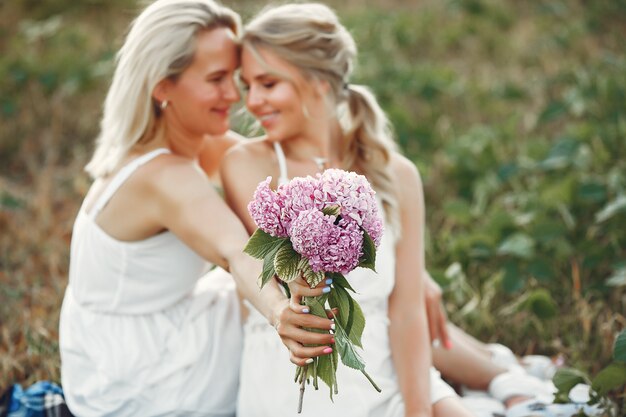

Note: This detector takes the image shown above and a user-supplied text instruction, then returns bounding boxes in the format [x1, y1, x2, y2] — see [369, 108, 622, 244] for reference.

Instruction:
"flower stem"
[360, 369, 382, 392]
[298, 365, 307, 413]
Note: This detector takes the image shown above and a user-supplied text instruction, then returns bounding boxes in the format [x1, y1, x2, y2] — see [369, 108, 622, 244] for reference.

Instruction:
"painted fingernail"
[445, 340, 453, 350]
[323, 347, 333, 354]
[325, 278, 333, 285]
[330, 337, 335, 344]
[305, 358, 314, 364]
[323, 286, 331, 294]
[302, 307, 310, 314]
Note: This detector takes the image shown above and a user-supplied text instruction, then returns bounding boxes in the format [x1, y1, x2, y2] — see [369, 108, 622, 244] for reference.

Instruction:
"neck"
[281, 120, 343, 170]
[166, 128, 204, 159]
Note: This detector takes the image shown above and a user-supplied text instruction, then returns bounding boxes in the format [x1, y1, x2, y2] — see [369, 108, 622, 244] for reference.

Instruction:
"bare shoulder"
[221, 137, 273, 172]
[389, 151, 423, 194]
[140, 153, 211, 201]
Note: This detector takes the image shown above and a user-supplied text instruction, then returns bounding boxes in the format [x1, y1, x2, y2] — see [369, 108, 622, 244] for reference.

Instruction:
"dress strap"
[89, 148, 171, 218]
[273, 142, 289, 186]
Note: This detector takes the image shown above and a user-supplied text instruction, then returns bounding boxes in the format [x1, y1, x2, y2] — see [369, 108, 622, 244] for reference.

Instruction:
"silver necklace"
[311, 156, 328, 171]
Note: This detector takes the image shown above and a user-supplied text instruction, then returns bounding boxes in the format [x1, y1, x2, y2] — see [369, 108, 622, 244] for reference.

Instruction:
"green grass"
[0, 1, 624, 405]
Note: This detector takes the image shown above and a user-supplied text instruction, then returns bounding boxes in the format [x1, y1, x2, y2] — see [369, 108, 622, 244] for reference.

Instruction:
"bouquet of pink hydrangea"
[244, 168, 383, 412]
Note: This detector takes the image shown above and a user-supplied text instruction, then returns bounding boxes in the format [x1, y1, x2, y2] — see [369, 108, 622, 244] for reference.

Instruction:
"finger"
[286, 343, 334, 365]
[287, 292, 331, 313]
[281, 327, 335, 346]
[426, 302, 438, 343]
[280, 309, 335, 331]
[289, 295, 308, 314]
[289, 279, 332, 298]
[437, 305, 452, 349]
[325, 308, 339, 319]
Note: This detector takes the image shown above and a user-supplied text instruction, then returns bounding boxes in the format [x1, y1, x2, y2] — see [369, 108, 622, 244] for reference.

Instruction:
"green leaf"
[595, 195, 626, 223]
[553, 368, 589, 395]
[300, 260, 325, 288]
[305, 296, 329, 321]
[0, 191, 23, 209]
[614, 329, 626, 362]
[497, 233, 535, 260]
[524, 288, 557, 320]
[606, 268, 626, 287]
[539, 136, 578, 169]
[330, 285, 365, 347]
[501, 261, 524, 294]
[258, 254, 276, 289]
[274, 243, 302, 283]
[322, 205, 341, 216]
[443, 199, 472, 225]
[328, 272, 356, 293]
[528, 259, 553, 283]
[577, 182, 607, 203]
[316, 350, 339, 398]
[591, 362, 626, 396]
[358, 228, 377, 271]
[256, 239, 290, 289]
[334, 326, 365, 371]
[243, 229, 287, 259]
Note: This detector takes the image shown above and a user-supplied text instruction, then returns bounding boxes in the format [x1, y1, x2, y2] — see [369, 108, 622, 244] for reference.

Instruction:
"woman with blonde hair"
[58, 1, 333, 416]
[220, 3, 475, 416]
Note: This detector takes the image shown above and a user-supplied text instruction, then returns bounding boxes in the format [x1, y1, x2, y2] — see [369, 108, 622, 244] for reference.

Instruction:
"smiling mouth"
[212, 108, 230, 116]
[258, 112, 278, 125]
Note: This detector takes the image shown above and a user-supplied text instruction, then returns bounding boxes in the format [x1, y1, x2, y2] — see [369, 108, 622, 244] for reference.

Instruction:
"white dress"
[59, 149, 242, 417]
[236, 143, 456, 417]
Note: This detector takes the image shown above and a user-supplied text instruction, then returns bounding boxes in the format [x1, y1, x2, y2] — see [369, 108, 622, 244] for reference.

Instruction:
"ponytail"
[343, 84, 400, 235]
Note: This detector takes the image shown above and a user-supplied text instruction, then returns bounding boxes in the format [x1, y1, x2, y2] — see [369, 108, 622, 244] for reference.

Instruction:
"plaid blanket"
[0, 381, 73, 417]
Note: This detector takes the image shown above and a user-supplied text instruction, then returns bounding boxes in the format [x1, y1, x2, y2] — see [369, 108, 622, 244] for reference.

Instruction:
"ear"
[312, 78, 331, 98]
[152, 78, 171, 103]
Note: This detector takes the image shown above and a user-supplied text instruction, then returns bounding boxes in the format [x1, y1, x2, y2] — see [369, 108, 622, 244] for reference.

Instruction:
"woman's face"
[159, 27, 240, 137]
[240, 44, 321, 142]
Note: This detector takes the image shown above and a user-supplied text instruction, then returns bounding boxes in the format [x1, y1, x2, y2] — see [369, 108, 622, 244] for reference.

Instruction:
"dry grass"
[1, 0, 624, 395]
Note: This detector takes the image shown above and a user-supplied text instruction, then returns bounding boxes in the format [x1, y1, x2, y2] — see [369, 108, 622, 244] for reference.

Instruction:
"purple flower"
[277, 176, 321, 234]
[315, 169, 384, 246]
[247, 177, 287, 237]
[247, 169, 384, 275]
[290, 209, 363, 274]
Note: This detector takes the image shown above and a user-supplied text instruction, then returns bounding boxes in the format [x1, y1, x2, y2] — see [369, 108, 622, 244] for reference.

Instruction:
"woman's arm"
[145, 156, 289, 323]
[388, 155, 433, 417]
[219, 143, 336, 364]
[197, 130, 245, 184]
[139, 155, 330, 365]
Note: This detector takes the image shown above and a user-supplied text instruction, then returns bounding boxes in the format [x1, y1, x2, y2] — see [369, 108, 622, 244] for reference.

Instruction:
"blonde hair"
[243, 3, 399, 231]
[86, 0, 241, 178]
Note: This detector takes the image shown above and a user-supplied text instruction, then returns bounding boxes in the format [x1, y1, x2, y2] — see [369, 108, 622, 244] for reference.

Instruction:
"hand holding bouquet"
[244, 169, 383, 412]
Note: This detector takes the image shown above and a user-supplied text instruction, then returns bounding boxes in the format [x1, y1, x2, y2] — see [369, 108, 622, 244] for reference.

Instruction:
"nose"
[223, 77, 240, 103]
[245, 85, 263, 113]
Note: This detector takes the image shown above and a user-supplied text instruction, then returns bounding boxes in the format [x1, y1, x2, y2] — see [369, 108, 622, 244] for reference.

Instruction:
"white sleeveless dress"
[236, 143, 456, 417]
[59, 149, 242, 417]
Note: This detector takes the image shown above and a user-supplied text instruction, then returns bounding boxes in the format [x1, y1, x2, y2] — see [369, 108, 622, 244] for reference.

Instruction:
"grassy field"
[1, 0, 625, 402]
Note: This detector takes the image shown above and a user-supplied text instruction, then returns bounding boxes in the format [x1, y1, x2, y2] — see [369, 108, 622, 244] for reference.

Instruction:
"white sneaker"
[505, 399, 604, 417]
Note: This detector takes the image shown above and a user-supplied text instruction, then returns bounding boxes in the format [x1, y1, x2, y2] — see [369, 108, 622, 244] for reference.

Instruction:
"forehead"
[191, 27, 239, 69]
[240, 44, 300, 80]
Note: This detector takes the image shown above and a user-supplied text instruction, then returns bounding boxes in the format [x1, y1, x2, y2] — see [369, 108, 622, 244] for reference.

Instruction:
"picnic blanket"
[0, 381, 72, 417]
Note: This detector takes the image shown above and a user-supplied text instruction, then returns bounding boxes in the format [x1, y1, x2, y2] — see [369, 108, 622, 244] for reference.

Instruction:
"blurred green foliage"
[0, 0, 624, 401]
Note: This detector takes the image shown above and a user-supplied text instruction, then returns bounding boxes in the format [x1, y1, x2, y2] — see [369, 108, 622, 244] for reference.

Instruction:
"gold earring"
[160, 100, 169, 110]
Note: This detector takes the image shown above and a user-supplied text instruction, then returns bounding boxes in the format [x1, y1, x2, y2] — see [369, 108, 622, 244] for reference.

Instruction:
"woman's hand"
[423, 271, 451, 350]
[272, 276, 335, 366]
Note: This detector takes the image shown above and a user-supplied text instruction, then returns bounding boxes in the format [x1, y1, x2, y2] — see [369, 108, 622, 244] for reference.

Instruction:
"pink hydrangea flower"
[277, 176, 321, 234]
[247, 177, 287, 237]
[247, 169, 384, 273]
[315, 169, 383, 246]
[290, 209, 363, 274]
